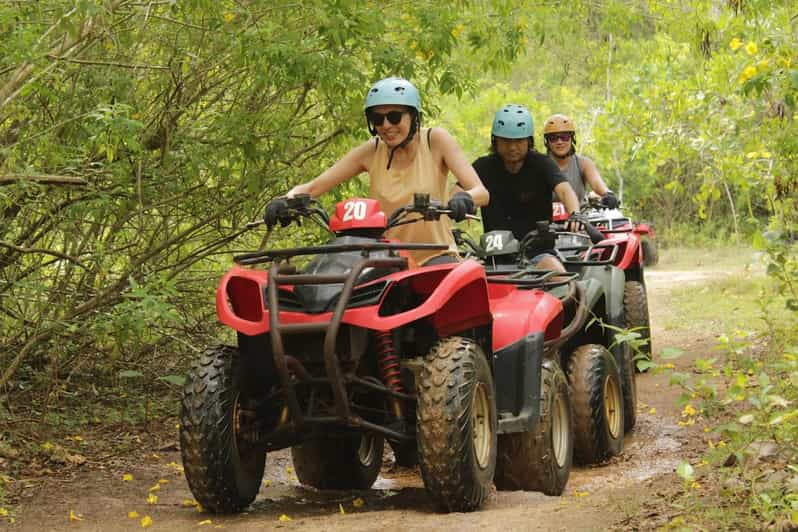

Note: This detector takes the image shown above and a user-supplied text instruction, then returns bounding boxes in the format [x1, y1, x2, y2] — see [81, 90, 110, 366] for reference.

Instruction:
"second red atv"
[180, 194, 596, 514]
[553, 201, 653, 370]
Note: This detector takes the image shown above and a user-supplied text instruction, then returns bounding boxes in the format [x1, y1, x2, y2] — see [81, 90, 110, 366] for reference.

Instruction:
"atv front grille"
[264, 281, 388, 313]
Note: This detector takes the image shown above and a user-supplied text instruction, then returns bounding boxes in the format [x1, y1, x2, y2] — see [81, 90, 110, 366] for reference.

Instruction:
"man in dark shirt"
[472, 104, 581, 271]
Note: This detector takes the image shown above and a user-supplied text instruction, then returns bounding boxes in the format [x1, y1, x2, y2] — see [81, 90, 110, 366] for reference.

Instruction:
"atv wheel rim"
[603, 375, 622, 439]
[472, 382, 492, 469]
[552, 392, 569, 468]
[358, 434, 378, 467]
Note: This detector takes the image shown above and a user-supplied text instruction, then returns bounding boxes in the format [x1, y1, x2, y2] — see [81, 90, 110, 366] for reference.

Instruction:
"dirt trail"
[9, 258, 734, 531]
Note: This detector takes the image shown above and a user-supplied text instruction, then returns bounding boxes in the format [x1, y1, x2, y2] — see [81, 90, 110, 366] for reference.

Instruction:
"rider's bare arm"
[554, 182, 581, 214]
[287, 141, 373, 198]
[431, 128, 489, 207]
[580, 157, 611, 196]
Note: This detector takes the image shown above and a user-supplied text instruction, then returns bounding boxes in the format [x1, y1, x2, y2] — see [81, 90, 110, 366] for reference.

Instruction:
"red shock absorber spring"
[374, 331, 404, 393]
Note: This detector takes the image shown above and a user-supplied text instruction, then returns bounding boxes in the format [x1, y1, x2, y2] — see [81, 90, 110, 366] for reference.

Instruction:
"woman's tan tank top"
[368, 128, 458, 265]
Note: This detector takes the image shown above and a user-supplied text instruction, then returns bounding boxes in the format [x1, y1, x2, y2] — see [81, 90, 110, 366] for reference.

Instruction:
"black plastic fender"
[574, 265, 625, 325]
[492, 332, 543, 434]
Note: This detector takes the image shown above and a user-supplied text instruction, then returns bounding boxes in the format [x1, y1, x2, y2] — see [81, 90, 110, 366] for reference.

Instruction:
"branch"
[0, 0, 129, 110]
[0, 174, 88, 187]
[45, 55, 169, 70]
[0, 241, 89, 269]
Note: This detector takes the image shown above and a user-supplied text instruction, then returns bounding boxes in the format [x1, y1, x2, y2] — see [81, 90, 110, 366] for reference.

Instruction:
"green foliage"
[0, 0, 532, 396]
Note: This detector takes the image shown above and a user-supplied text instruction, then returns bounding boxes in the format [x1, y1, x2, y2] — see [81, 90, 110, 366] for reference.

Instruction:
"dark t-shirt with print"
[473, 151, 566, 240]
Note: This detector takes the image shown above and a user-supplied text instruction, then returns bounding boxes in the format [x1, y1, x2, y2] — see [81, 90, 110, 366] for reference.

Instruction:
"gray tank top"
[553, 155, 587, 205]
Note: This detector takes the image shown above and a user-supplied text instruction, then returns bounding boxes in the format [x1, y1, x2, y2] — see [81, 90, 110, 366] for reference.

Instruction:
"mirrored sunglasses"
[368, 110, 406, 127]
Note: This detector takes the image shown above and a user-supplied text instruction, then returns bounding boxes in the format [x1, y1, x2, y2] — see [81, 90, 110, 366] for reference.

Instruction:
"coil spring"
[374, 331, 404, 393]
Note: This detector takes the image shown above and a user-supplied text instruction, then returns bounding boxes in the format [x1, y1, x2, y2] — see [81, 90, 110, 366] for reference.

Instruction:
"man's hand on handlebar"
[566, 211, 587, 233]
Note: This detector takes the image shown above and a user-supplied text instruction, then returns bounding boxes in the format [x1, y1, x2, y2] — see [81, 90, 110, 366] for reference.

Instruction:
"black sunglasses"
[368, 110, 406, 127]
[546, 133, 573, 143]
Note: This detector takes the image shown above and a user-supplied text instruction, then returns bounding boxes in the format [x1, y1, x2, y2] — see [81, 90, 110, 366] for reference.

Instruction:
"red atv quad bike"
[553, 202, 652, 370]
[456, 222, 633, 466]
[180, 194, 585, 514]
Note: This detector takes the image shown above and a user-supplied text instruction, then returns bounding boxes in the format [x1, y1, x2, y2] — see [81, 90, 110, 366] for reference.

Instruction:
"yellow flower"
[68, 510, 83, 522]
[128, 511, 140, 519]
[123, 473, 134, 481]
[140, 515, 153, 528]
[279, 514, 292, 522]
[223, 12, 235, 23]
[262, 479, 272, 487]
[739, 65, 757, 83]
[649, 407, 657, 415]
[729, 37, 742, 51]
[352, 497, 365, 508]
[451, 25, 464, 38]
[745, 41, 758, 55]
[0, 508, 8, 517]
[147, 493, 158, 505]
[690, 481, 701, 490]
[746, 151, 759, 159]
[181, 499, 198, 507]
[682, 404, 697, 417]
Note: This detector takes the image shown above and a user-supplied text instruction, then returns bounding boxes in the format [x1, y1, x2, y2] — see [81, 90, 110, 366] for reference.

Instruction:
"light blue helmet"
[365, 77, 421, 112]
[491, 104, 534, 139]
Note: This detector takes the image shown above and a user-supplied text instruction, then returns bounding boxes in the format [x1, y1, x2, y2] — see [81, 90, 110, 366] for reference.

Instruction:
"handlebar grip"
[584, 223, 605, 244]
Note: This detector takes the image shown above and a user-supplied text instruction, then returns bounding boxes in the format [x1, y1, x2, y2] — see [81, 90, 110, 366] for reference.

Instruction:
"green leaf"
[157, 375, 186, 386]
[118, 370, 144, 379]
[660, 347, 684, 360]
[676, 461, 695, 481]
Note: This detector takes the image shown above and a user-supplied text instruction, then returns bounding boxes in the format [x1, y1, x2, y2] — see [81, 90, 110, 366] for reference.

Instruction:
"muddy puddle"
[252, 407, 685, 511]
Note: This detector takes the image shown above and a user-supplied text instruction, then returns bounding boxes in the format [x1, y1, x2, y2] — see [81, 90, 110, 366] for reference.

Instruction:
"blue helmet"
[365, 77, 421, 112]
[491, 104, 534, 139]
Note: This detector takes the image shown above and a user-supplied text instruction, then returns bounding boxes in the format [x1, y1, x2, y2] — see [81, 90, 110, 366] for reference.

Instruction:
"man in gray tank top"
[543, 114, 618, 209]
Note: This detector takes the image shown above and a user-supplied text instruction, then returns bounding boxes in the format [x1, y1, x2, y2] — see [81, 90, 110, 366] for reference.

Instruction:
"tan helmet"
[543, 114, 576, 134]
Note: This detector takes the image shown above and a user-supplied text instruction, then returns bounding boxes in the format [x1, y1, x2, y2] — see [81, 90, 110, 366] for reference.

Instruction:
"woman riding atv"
[544, 113, 619, 209]
[264, 77, 488, 266]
